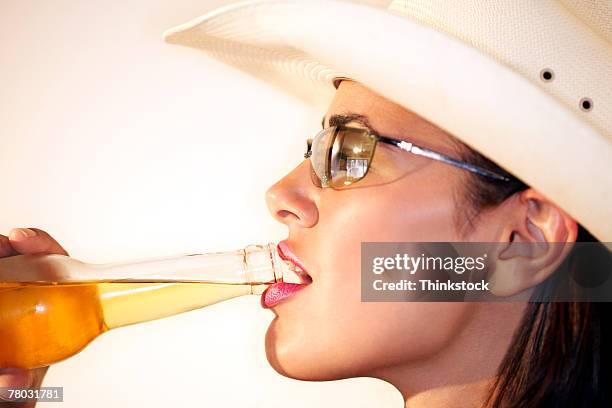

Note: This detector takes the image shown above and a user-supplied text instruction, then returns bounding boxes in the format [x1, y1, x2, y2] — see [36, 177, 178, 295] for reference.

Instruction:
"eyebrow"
[321, 113, 383, 135]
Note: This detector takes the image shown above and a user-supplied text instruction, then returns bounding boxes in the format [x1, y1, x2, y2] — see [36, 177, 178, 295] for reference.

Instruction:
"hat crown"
[388, 0, 612, 141]
[560, 0, 612, 43]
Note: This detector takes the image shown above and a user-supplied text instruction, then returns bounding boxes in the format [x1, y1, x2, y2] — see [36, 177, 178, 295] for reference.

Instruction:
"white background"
[0, 0, 401, 406]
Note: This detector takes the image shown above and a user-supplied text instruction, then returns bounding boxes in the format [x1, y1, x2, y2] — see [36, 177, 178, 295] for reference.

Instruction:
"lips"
[277, 241, 311, 280]
[262, 283, 307, 308]
[261, 241, 312, 308]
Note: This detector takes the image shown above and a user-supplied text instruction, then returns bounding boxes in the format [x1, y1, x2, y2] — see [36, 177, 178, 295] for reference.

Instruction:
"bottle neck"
[94, 244, 279, 284]
[0, 243, 300, 285]
[95, 245, 280, 329]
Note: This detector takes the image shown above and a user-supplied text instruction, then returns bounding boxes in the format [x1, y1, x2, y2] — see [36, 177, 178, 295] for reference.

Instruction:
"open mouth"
[261, 241, 312, 309]
[277, 241, 313, 285]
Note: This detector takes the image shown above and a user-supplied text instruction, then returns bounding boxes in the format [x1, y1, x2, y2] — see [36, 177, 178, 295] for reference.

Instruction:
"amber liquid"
[0, 281, 255, 369]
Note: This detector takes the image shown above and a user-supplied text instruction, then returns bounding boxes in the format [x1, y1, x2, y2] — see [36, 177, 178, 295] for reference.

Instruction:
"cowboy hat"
[163, 0, 612, 241]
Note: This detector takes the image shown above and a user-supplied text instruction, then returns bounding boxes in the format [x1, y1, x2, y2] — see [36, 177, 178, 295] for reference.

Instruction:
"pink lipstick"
[262, 283, 307, 308]
[261, 241, 311, 308]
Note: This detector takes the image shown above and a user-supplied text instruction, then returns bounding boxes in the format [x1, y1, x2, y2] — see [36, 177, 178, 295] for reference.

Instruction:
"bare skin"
[264, 80, 577, 407]
[1, 81, 578, 408]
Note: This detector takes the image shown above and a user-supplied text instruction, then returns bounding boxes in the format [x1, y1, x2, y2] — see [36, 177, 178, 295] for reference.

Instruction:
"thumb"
[8, 228, 69, 256]
[0, 368, 32, 402]
[0, 367, 32, 388]
[0, 367, 48, 403]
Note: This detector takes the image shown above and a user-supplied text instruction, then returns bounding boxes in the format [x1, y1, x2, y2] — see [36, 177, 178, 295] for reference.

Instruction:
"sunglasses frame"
[305, 125, 514, 188]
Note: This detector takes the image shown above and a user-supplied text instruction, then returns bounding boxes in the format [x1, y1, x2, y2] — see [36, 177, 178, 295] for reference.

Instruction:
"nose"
[266, 161, 319, 229]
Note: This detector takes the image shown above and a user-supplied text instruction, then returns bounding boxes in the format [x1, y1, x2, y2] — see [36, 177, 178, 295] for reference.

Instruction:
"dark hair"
[456, 145, 611, 408]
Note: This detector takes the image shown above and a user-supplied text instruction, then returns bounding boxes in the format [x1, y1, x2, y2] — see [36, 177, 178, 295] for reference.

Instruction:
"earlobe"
[488, 190, 578, 297]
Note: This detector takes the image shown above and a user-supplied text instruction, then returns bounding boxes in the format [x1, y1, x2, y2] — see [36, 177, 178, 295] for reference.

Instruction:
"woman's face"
[264, 81, 500, 381]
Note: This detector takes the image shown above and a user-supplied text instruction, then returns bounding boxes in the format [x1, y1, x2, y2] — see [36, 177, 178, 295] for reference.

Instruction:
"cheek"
[336, 173, 461, 242]
[332, 302, 474, 370]
[266, 173, 466, 379]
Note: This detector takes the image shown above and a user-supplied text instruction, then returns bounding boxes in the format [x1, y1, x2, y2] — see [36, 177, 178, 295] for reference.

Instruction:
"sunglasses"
[305, 125, 513, 189]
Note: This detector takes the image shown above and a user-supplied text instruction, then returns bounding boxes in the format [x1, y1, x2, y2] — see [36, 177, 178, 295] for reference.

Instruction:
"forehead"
[325, 80, 457, 150]
[326, 81, 405, 122]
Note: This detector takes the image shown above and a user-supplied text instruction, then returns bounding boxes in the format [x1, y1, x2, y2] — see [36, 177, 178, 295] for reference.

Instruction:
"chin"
[264, 319, 365, 381]
[264, 318, 313, 380]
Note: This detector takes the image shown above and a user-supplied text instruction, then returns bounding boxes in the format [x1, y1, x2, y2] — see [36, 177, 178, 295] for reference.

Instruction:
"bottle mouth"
[275, 242, 313, 285]
[280, 260, 313, 285]
[245, 243, 313, 285]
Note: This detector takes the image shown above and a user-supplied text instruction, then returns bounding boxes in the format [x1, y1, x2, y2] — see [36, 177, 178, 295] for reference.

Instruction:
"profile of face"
[263, 81, 575, 394]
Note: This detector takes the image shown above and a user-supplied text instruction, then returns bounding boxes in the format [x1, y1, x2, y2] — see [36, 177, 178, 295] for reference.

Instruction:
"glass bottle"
[0, 243, 304, 369]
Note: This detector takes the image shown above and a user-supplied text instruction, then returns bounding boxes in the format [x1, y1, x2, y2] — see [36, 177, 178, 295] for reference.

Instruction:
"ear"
[487, 189, 578, 297]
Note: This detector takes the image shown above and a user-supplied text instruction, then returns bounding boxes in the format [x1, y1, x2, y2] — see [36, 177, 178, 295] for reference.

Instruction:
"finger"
[8, 228, 69, 256]
[0, 368, 33, 402]
[0, 235, 18, 258]
[0, 366, 48, 405]
[0, 367, 33, 388]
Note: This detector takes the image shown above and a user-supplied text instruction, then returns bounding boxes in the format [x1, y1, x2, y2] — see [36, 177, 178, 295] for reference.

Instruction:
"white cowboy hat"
[164, 0, 612, 241]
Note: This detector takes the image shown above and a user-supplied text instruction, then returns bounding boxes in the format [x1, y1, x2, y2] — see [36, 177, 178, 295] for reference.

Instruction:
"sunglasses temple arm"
[393, 141, 511, 182]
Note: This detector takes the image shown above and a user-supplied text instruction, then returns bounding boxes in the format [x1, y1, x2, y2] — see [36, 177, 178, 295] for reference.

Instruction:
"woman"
[261, 78, 609, 407]
[3, 0, 611, 407]
[170, 1, 612, 406]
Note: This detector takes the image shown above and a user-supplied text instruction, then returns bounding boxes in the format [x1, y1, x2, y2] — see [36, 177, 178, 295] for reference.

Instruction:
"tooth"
[284, 261, 301, 272]
[281, 260, 308, 284]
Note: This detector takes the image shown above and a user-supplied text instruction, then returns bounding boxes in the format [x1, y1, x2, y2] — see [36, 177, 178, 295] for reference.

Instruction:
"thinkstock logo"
[361, 242, 612, 302]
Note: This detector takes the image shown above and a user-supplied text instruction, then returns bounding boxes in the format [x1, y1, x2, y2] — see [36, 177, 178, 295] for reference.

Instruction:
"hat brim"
[164, 0, 612, 241]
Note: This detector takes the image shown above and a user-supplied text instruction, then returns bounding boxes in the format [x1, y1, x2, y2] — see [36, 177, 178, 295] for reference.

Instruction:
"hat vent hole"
[580, 98, 593, 112]
[540, 68, 554, 82]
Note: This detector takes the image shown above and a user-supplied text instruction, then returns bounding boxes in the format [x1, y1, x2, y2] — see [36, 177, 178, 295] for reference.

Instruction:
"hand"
[0, 228, 68, 408]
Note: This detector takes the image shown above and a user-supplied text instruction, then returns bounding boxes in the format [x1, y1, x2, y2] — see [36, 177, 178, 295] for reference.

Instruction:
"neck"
[372, 302, 526, 408]
[405, 378, 493, 408]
